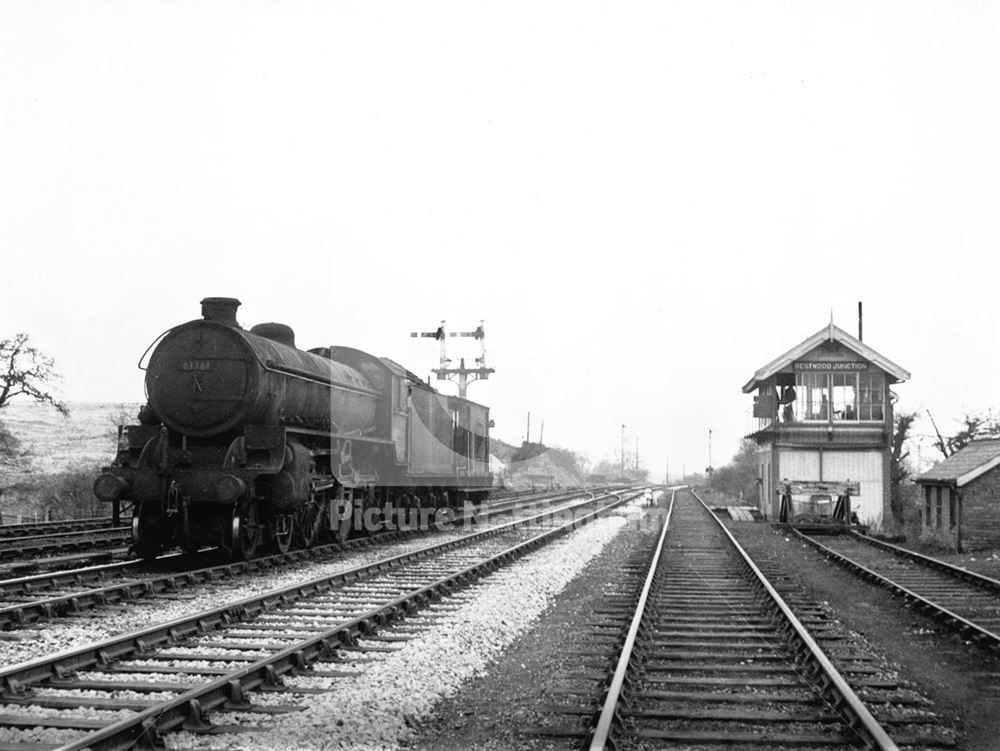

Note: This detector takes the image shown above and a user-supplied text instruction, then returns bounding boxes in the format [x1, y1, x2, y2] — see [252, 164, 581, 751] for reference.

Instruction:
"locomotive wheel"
[272, 514, 294, 555]
[232, 500, 262, 560]
[294, 501, 326, 549]
[132, 507, 166, 560]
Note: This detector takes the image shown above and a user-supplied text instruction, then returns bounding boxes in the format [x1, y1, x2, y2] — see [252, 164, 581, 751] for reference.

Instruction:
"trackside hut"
[915, 439, 1000, 551]
[743, 323, 910, 530]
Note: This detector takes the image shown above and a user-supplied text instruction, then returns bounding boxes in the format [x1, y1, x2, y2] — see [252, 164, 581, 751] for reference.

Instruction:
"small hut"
[915, 439, 1000, 551]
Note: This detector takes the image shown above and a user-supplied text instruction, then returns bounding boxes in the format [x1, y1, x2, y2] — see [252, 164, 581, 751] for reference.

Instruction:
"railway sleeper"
[1, 695, 158, 711]
[0, 713, 107, 731]
[50, 677, 194, 692]
[626, 707, 839, 723]
[632, 726, 851, 746]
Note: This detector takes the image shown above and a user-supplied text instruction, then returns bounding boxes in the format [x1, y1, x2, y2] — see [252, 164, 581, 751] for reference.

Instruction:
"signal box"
[743, 322, 909, 530]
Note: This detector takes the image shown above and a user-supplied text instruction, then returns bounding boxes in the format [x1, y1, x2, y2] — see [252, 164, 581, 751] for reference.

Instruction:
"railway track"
[581, 488, 949, 751]
[0, 518, 118, 541]
[0, 490, 593, 580]
[799, 531, 1000, 651]
[0, 490, 641, 750]
[0, 527, 131, 563]
[0, 489, 605, 631]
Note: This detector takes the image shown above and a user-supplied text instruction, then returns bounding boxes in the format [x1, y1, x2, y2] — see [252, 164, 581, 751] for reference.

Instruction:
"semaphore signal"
[410, 320, 495, 398]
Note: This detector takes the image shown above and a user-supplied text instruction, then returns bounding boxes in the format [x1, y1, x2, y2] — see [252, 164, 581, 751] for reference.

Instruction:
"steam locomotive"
[94, 298, 492, 559]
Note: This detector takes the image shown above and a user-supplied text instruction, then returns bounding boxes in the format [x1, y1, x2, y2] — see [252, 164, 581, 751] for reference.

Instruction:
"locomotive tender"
[94, 298, 492, 559]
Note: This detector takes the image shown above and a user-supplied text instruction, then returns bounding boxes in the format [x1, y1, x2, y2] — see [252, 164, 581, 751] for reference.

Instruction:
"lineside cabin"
[915, 439, 1000, 552]
[743, 322, 909, 531]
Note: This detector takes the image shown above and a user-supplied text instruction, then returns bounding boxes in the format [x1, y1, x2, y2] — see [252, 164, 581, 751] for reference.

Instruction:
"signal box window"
[794, 371, 884, 423]
[794, 373, 829, 421]
[832, 373, 858, 420]
[858, 373, 884, 420]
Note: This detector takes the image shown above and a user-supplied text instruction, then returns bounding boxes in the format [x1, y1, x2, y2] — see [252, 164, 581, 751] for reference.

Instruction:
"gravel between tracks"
[0, 529, 492, 668]
[407, 502, 658, 751]
[161, 504, 640, 751]
[0, 502, 595, 668]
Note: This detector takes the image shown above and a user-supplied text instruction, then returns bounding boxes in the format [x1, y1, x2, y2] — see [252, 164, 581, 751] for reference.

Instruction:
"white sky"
[1, 1, 998, 479]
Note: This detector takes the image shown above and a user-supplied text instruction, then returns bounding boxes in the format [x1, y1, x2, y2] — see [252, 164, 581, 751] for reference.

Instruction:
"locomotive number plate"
[181, 359, 214, 371]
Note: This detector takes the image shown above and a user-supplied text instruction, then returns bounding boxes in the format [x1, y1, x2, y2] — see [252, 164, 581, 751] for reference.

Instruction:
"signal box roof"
[742, 322, 910, 393]
[916, 439, 1000, 487]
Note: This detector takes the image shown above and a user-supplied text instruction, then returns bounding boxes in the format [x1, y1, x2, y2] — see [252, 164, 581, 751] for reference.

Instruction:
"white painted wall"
[776, 448, 884, 528]
[777, 450, 821, 482]
[823, 451, 884, 528]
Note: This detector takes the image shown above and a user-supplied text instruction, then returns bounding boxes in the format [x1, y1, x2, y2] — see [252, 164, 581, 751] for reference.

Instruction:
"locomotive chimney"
[200, 297, 241, 327]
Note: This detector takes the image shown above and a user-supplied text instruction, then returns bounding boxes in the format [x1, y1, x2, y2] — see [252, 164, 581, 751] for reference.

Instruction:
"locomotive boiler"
[94, 298, 492, 559]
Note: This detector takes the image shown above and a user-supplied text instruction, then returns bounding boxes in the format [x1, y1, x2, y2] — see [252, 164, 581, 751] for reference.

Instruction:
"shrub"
[28, 463, 104, 520]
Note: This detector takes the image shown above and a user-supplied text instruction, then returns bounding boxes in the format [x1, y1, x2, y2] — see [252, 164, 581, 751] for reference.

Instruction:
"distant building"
[915, 439, 1000, 551]
[743, 322, 910, 529]
[525, 473, 555, 489]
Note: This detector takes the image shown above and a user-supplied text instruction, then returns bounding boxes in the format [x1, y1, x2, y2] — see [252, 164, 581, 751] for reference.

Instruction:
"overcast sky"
[2, 1, 998, 479]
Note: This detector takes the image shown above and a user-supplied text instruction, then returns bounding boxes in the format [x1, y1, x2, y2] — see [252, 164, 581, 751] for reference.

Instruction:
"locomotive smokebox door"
[146, 322, 257, 436]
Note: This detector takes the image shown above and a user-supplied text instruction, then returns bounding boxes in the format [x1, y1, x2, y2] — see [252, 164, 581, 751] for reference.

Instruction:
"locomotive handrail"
[138, 320, 379, 400]
[136, 327, 175, 371]
[259, 358, 380, 396]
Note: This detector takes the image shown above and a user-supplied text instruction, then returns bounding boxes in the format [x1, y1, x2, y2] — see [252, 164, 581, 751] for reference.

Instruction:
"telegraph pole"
[708, 429, 713, 489]
[411, 320, 495, 398]
[620, 424, 626, 479]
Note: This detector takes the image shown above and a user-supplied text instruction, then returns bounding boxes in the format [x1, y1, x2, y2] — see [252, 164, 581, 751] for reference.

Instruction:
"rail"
[0, 490, 641, 750]
[798, 530, 1000, 651]
[0, 488, 601, 628]
[588, 488, 675, 750]
[849, 531, 1000, 592]
[693, 489, 897, 751]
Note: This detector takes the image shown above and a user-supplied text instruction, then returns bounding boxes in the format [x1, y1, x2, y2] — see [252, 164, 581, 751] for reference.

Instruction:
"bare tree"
[0, 333, 69, 415]
[927, 409, 1000, 459]
[0, 422, 29, 469]
[711, 439, 759, 501]
[0, 334, 67, 512]
[106, 403, 136, 447]
[38, 463, 104, 520]
[890, 411, 917, 527]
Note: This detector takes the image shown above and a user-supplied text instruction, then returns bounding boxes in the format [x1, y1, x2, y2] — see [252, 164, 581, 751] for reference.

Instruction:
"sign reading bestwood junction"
[792, 361, 869, 371]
